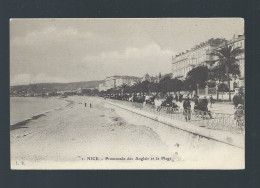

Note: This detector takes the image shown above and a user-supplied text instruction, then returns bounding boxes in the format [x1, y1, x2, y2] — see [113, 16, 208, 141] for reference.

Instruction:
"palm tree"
[119, 83, 131, 94]
[211, 45, 243, 101]
[133, 80, 142, 94]
[141, 80, 150, 95]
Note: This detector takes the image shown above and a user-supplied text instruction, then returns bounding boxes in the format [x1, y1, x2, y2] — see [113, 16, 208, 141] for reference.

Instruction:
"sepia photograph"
[10, 18, 245, 169]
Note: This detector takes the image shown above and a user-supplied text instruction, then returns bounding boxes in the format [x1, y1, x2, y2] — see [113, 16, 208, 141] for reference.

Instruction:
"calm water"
[10, 97, 69, 125]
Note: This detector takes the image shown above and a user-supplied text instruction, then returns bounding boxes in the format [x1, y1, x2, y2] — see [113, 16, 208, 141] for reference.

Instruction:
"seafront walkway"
[105, 99, 245, 149]
[174, 100, 236, 115]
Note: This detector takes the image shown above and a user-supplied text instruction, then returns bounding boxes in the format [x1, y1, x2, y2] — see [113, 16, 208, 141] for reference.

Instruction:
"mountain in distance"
[10, 80, 104, 95]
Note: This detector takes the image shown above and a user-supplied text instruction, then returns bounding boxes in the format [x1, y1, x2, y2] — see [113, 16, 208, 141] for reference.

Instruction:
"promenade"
[174, 100, 236, 115]
[105, 99, 244, 148]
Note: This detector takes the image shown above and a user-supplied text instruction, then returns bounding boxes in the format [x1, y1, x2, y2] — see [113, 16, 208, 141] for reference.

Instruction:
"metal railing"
[106, 98, 245, 134]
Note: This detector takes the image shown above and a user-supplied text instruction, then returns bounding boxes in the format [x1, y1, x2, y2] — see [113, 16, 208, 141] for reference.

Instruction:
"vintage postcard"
[10, 18, 245, 169]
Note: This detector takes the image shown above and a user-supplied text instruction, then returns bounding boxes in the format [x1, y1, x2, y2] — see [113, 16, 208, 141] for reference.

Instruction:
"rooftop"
[174, 37, 229, 58]
[106, 75, 140, 79]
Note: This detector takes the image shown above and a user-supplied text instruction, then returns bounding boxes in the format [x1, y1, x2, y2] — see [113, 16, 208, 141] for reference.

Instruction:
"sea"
[10, 97, 69, 126]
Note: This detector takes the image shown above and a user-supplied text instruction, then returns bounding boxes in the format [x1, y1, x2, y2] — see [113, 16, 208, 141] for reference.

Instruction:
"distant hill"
[10, 80, 104, 95]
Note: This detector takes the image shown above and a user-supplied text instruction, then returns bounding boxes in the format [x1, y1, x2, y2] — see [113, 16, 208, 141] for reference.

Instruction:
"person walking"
[194, 95, 199, 109]
[175, 94, 178, 102]
[233, 94, 239, 109]
[85, 102, 87, 107]
[194, 95, 199, 116]
[183, 97, 191, 121]
[179, 94, 183, 103]
[90, 103, 92, 108]
[234, 104, 244, 128]
[204, 96, 212, 119]
[199, 96, 212, 119]
[209, 95, 214, 108]
[238, 93, 244, 105]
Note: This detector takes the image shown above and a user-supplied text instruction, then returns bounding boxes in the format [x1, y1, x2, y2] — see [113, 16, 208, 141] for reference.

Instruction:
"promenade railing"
[106, 98, 245, 134]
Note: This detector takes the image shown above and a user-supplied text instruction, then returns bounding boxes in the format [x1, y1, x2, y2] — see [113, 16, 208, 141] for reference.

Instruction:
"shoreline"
[10, 97, 73, 128]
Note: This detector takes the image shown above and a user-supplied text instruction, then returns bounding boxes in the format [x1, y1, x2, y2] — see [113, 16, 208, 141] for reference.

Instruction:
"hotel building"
[214, 35, 245, 88]
[171, 34, 245, 89]
[142, 73, 160, 83]
[99, 75, 141, 92]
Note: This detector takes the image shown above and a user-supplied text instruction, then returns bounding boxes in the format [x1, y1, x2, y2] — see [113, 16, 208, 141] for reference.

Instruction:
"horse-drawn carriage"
[154, 95, 180, 113]
[145, 96, 156, 105]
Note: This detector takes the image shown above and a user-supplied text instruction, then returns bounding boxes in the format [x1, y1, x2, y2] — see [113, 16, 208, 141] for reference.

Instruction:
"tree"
[166, 78, 183, 92]
[211, 45, 243, 101]
[209, 65, 227, 83]
[141, 80, 150, 94]
[119, 83, 131, 94]
[206, 81, 216, 88]
[218, 83, 229, 92]
[106, 88, 114, 95]
[159, 75, 171, 95]
[91, 89, 99, 95]
[148, 82, 161, 94]
[185, 65, 209, 91]
[183, 79, 193, 91]
[132, 80, 142, 94]
[81, 88, 92, 95]
[209, 65, 227, 100]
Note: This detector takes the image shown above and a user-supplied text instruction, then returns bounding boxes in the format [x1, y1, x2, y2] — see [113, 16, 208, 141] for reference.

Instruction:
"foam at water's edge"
[10, 99, 74, 130]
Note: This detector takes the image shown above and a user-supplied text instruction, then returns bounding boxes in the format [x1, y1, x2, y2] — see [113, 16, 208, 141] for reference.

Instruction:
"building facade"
[98, 75, 141, 92]
[172, 39, 222, 80]
[142, 73, 161, 83]
[98, 83, 109, 92]
[115, 76, 141, 87]
[230, 35, 245, 89]
[171, 35, 245, 89]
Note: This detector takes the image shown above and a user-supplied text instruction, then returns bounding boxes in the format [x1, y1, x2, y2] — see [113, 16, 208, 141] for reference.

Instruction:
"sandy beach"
[10, 96, 244, 169]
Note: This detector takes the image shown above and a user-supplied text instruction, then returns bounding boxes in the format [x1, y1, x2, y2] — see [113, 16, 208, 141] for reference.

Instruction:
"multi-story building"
[171, 35, 245, 89]
[115, 76, 141, 87]
[214, 34, 245, 89]
[172, 38, 225, 80]
[142, 73, 160, 83]
[231, 35, 244, 79]
[98, 75, 141, 92]
[98, 83, 109, 92]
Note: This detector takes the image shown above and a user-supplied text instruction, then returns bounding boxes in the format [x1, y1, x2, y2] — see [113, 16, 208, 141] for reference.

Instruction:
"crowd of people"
[101, 92, 244, 125]
[182, 95, 213, 121]
[102, 93, 215, 121]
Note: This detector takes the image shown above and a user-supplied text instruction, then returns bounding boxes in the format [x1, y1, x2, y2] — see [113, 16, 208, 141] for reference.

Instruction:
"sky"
[10, 18, 244, 86]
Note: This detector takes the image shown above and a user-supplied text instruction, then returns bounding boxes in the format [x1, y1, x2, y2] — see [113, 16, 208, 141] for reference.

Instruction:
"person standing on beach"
[85, 102, 86, 107]
[90, 103, 92, 108]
